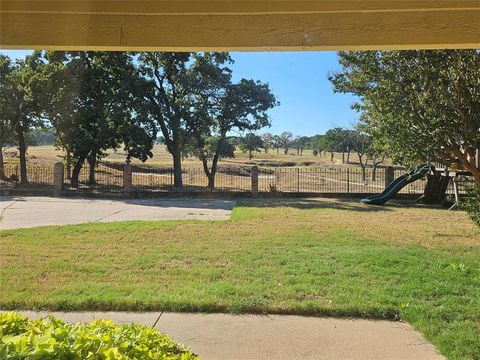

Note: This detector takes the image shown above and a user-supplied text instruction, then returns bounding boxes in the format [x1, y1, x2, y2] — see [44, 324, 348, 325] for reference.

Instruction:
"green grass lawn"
[0, 198, 479, 359]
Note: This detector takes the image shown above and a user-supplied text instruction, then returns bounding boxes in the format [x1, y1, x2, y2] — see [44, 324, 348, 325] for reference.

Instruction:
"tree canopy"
[41, 51, 154, 186]
[0, 53, 46, 183]
[241, 133, 264, 160]
[330, 50, 480, 184]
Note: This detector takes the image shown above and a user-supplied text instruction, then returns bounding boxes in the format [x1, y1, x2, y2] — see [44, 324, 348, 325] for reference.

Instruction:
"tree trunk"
[330, 152, 334, 162]
[201, 135, 224, 192]
[16, 126, 28, 184]
[87, 154, 96, 184]
[347, 150, 351, 164]
[71, 157, 85, 188]
[372, 158, 377, 181]
[361, 165, 367, 182]
[0, 145, 5, 180]
[276, 148, 279, 155]
[248, 150, 253, 160]
[342, 152, 345, 164]
[172, 150, 183, 188]
[207, 172, 215, 190]
[358, 154, 368, 181]
[466, 162, 480, 186]
[471, 168, 480, 186]
[66, 150, 71, 180]
[371, 156, 385, 182]
[453, 150, 480, 186]
[467, 152, 480, 185]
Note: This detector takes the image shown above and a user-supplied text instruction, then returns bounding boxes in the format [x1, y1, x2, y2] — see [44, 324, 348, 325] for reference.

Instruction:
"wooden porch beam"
[2, 1, 480, 51]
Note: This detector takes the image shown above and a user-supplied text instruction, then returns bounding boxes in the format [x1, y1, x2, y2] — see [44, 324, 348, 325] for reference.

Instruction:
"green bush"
[0, 312, 199, 360]
[461, 185, 480, 227]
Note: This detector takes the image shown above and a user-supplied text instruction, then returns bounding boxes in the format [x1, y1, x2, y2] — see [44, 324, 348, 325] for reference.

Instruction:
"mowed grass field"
[4, 145, 397, 170]
[0, 198, 479, 359]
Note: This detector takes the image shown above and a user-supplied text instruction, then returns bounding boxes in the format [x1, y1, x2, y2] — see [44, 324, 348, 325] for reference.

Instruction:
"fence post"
[385, 166, 395, 188]
[123, 163, 132, 198]
[53, 162, 64, 197]
[251, 166, 259, 197]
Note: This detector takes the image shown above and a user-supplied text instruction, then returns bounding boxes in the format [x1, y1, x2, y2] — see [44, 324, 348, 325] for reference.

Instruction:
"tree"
[325, 127, 345, 162]
[271, 135, 282, 155]
[0, 53, 45, 184]
[261, 133, 273, 153]
[330, 50, 480, 185]
[290, 136, 299, 155]
[296, 136, 310, 155]
[361, 122, 388, 181]
[351, 130, 372, 181]
[325, 128, 354, 163]
[241, 133, 263, 160]
[343, 130, 356, 164]
[187, 135, 235, 170]
[137, 52, 231, 188]
[42, 51, 153, 186]
[311, 134, 328, 156]
[279, 131, 293, 154]
[0, 55, 17, 180]
[188, 57, 277, 190]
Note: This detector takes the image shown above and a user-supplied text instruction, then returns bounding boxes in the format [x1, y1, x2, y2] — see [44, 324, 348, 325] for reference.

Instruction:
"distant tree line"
[0, 52, 278, 190]
[254, 128, 386, 181]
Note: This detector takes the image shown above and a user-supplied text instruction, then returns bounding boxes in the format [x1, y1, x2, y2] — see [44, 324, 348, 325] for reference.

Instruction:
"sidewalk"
[13, 311, 445, 360]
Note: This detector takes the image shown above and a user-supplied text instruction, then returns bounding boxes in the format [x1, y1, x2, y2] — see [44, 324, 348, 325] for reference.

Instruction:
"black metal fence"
[63, 162, 124, 197]
[2, 162, 471, 198]
[1, 164, 55, 195]
[258, 167, 428, 195]
[132, 166, 252, 194]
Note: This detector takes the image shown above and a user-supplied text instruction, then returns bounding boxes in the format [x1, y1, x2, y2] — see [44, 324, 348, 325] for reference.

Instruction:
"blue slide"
[362, 164, 431, 205]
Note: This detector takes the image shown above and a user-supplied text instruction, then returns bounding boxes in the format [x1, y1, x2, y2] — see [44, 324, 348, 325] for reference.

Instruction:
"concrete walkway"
[0, 197, 235, 230]
[13, 311, 445, 360]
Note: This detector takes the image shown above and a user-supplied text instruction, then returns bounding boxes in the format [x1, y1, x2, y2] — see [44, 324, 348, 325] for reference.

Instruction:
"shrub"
[0, 312, 198, 360]
[461, 185, 480, 227]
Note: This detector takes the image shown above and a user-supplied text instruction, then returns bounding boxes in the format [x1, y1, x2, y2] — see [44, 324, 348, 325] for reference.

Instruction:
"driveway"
[0, 196, 235, 230]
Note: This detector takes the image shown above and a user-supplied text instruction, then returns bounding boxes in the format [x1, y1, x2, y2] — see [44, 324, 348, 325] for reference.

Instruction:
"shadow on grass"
[2, 300, 400, 321]
[236, 197, 431, 212]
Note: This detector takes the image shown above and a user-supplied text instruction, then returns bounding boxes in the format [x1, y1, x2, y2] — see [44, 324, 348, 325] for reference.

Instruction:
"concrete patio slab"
[9, 311, 445, 360]
[0, 196, 235, 230]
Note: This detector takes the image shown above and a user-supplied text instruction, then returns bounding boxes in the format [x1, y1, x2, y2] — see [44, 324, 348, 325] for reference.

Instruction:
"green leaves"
[0, 313, 198, 360]
[330, 50, 480, 183]
[42, 51, 156, 167]
[461, 185, 480, 227]
[240, 133, 263, 160]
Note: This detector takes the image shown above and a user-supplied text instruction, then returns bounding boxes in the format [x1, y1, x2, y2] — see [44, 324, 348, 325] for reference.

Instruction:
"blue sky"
[1, 50, 358, 136]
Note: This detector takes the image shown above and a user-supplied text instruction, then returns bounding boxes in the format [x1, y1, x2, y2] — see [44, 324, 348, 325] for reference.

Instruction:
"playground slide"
[361, 164, 431, 205]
